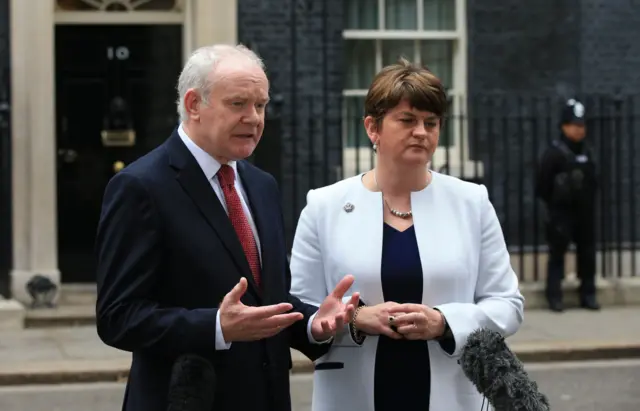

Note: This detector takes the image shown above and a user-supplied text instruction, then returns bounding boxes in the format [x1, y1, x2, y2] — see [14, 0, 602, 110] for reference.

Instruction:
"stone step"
[25, 305, 95, 329]
[56, 284, 96, 306]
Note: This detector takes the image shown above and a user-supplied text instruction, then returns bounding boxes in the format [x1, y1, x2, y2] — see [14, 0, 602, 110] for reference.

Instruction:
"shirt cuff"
[215, 309, 232, 350]
[307, 311, 333, 344]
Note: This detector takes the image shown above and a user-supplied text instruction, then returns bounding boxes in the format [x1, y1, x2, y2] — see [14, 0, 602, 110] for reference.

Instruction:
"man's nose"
[242, 106, 261, 124]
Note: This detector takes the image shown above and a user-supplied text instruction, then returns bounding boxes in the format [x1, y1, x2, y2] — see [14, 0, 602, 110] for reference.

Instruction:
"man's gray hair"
[176, 44, 265, 122]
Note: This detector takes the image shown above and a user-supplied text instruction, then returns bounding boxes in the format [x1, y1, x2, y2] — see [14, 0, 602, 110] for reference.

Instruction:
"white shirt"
[178, 125, 324, 350]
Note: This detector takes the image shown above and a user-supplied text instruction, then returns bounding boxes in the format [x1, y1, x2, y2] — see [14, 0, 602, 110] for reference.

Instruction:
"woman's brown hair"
[364, 57, 448, 126]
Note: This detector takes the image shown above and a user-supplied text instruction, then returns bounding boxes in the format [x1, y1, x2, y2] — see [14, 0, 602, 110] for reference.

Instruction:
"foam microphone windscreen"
[459, 328, 551, 411]
[167, 354, 216, 411]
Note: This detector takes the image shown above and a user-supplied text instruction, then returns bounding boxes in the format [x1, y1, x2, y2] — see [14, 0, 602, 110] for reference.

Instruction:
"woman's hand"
[387, 304, 446, 340]
[354, 302, 405, 339]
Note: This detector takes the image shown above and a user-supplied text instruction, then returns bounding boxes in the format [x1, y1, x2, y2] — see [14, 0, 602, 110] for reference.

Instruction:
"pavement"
[2, 360, 640, 411]
[1, 307, 639, 386]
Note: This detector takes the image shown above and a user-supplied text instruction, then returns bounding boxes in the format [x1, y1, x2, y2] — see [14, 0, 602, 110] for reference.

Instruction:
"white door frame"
[8, 0, 237, 305]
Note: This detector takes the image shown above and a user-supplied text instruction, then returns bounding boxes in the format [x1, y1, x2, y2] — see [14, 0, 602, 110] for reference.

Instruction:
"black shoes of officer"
[547, 297, 600, 312]
[580, 295, 601, 310]
[548, 299, 564, 313]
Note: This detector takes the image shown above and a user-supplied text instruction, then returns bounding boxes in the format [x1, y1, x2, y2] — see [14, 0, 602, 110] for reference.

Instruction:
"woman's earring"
[372, 143, 377, 152]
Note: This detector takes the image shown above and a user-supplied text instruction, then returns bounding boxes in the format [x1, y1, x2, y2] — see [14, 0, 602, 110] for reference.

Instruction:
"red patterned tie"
[217, 164, 261, 287]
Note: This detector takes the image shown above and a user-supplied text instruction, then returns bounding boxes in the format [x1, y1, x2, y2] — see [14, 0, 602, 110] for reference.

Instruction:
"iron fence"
[0, 93, 9, 297]
[256, 94, 640, 282]
[0, 2, 10, 296]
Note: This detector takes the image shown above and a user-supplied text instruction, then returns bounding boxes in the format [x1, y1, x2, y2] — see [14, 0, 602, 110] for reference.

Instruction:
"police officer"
[535, 98, 600, 312]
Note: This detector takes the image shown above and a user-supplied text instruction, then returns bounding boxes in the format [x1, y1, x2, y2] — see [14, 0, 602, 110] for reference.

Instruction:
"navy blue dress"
[374, 223, 431, 410]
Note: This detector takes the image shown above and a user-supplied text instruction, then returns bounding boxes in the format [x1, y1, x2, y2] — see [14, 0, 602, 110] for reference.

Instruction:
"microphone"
[459, 328, 551, 411]
[167, 354, 216, 411]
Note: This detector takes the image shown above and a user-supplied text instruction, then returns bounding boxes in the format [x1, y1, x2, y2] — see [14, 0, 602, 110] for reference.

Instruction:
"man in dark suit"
[95, 44, 359, 411]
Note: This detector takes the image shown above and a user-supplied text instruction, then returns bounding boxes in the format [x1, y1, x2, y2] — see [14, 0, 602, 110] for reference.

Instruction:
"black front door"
[55, 25, 182, 283]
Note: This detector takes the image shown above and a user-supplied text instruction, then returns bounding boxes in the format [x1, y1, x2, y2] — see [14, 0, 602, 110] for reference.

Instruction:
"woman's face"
[365, 99, 441, 167]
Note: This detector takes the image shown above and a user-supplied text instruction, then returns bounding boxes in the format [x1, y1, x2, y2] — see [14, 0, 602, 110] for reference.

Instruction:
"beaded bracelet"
[349, 305, 366, 345]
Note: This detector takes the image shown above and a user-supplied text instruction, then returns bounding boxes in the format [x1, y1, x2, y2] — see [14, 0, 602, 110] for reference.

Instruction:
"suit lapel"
[166, 132, 261, 302]
[237, 162, 277, 304]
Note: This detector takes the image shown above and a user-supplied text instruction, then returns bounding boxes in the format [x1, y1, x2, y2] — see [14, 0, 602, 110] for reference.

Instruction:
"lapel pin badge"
[343, 202, 354, 213]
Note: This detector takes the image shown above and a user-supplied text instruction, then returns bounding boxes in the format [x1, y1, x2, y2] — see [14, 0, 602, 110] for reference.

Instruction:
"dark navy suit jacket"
[95, 130, 329, 411]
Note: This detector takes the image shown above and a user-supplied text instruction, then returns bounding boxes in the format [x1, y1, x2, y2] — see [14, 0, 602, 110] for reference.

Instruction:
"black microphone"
[167, 354, 216, 411]
[459, 328, 551, 411]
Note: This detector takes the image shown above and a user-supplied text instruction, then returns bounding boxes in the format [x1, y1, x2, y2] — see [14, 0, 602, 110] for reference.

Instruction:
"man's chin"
[231, 144, 258, 161]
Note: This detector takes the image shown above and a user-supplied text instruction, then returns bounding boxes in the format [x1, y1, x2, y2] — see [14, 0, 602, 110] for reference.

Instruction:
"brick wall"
[579, 0, 640, 251]
[468, 0, 640, 249]
[238, 0, 344, 248]
[580, 0, 640, 93]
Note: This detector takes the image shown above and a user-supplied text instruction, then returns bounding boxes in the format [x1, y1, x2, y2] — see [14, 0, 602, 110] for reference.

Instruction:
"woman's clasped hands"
[388, 303, 446, 340]
[354, 302, 405, 339]
[354, 302, 446, 341]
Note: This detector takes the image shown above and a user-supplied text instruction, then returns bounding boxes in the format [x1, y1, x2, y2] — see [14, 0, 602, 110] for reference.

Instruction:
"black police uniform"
[534, 99, 600, 312]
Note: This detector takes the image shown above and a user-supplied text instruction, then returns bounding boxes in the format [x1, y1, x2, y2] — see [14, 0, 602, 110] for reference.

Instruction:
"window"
[342, 0, 477, 178]
[55, 0, 184, 24]
[56, 0, 181, 11]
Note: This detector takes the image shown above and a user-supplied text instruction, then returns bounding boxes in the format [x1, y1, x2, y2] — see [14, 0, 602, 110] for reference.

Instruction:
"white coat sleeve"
[434, 185, 525, 357]
[290, 189, 363, 347]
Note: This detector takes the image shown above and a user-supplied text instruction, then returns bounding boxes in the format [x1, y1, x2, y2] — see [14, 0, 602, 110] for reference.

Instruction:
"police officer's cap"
[561, 98, 586, 125]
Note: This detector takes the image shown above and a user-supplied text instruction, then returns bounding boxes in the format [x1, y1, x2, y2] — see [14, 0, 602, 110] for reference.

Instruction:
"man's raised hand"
[219, 278, 303, 342]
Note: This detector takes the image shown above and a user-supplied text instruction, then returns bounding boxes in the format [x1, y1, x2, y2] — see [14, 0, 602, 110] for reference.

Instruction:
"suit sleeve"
[286, 265, 333, 361]
[290, 189, 363, 348]
[434, 185, 524, 357]
[257, 181, 332, 361]
[95, 171, 219, 357]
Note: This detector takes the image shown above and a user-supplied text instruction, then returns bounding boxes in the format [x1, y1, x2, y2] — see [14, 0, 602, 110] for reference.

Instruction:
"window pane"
[344, 96, 368, 148]
[382, 40, 415, 66]
[385, 0, 418, 30]
[344, 0, 379, 30]
[345, 40, 377, 89]
[419, 40, 453, 89]
[423, 0, 456, 30]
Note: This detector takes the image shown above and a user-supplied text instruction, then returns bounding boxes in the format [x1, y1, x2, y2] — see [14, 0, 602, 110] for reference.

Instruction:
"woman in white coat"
[289, 58, 525, 411]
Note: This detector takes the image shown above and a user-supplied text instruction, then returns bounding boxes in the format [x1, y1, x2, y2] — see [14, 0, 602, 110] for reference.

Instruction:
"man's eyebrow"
[224, 95, 270, 103]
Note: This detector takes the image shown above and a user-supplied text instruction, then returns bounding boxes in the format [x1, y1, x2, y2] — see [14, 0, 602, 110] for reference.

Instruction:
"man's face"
[562, 123, 586, 142]
[189, 62, 269, 163]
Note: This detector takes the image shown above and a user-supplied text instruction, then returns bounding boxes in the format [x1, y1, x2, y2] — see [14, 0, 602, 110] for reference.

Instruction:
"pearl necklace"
[373, 169, 413, 219]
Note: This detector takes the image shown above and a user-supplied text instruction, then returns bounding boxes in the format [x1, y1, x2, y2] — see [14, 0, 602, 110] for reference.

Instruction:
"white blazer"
[290, 171, 525, 411]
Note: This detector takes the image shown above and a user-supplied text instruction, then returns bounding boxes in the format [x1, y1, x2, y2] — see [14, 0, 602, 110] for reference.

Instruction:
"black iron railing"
[0, 0, 10, 297]
[0, 97, 10, 297]
[256, 94, 640, 282]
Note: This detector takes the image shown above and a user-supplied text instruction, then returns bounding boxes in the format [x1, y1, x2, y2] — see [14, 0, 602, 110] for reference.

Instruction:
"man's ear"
[183, 89, 202, 121]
